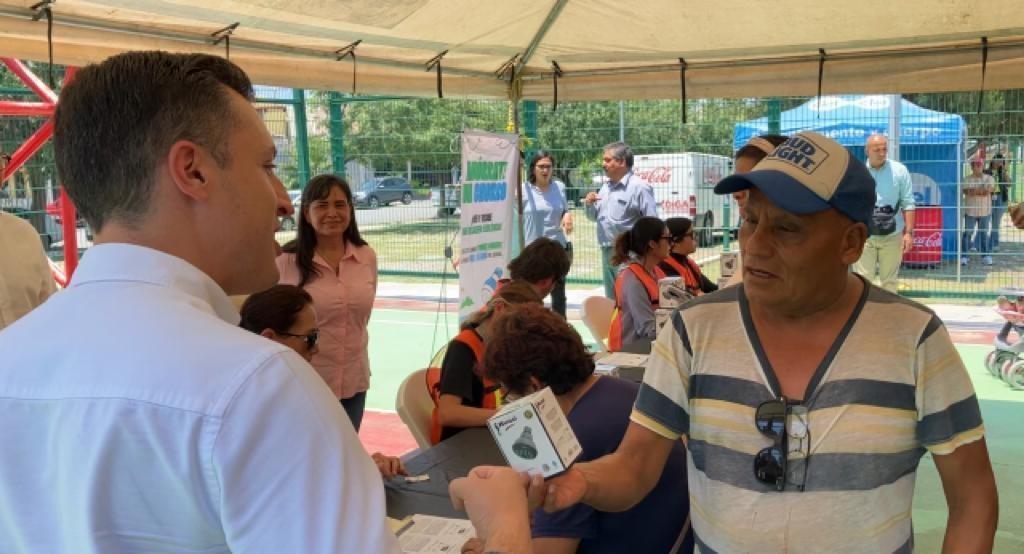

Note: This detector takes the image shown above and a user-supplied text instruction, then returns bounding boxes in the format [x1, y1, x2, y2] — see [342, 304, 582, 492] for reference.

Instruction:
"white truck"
[632, 152, 734, 246]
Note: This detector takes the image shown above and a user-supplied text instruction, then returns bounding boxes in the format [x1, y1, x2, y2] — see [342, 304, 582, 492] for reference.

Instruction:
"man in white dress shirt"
[0, 52, 399, 552]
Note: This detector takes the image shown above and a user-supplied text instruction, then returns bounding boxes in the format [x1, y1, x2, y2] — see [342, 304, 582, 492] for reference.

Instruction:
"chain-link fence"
[4, 59, 1022, 298]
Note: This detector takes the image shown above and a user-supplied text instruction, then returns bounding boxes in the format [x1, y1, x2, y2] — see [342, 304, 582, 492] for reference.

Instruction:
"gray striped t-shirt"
[632, 282, 984, 553]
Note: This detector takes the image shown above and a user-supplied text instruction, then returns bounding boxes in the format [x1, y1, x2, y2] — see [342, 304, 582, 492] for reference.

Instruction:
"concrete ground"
[361, 282, 1023, 551]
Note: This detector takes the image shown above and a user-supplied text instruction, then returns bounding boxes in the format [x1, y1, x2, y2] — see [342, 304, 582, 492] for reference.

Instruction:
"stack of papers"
[393, 514, 476, 553]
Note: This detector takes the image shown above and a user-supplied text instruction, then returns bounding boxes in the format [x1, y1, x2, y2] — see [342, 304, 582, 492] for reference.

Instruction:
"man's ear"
[841, 222, 869, 265]
[166, 140, 214, 202]
[259, 328, 277, 340]
[536, 276, 555, 291]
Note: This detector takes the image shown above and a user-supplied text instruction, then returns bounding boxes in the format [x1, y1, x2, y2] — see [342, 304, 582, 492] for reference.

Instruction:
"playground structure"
[1, 58, 77, 283]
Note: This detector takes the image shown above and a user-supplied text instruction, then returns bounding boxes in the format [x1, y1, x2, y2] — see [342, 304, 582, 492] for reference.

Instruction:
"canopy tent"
[734, 95, 966, 260]
[4, 1, 1024, 101]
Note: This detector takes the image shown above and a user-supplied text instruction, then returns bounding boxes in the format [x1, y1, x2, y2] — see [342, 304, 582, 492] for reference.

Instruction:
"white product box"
[658, 277, 692, 309]
[720, 252, 739, 277]
[488, 387, 581, 478]
[655, 308, 673, 334]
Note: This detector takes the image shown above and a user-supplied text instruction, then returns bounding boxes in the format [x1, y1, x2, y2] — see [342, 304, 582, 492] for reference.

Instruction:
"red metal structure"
[1, 59, 79, 280]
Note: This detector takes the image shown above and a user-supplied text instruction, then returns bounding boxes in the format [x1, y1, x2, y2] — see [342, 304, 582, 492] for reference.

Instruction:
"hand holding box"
[488, 387, 581, 478]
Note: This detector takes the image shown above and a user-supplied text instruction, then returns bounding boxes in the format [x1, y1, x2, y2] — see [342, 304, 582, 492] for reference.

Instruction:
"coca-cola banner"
[902, 206, 943, 268]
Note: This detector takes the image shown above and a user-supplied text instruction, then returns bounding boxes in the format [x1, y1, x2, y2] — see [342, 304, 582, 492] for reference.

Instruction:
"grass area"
[353, 209, 1023, 298]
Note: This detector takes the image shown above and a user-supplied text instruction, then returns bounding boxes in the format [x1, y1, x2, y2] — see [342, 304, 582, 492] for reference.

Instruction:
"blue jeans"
[962, 215, 991, 255]
[990, 199, 1006, 250]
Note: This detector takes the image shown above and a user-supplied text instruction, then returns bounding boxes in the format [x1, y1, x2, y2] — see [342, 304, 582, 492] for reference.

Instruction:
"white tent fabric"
[3, 0, 1024, 99]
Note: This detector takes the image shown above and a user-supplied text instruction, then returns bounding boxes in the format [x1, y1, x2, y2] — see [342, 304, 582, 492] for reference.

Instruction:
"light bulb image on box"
[512, 427, 538, 459]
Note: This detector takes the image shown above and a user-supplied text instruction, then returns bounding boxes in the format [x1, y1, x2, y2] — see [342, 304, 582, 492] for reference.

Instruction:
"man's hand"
[541, 466, 588, 513]
[371, 452, 407, 479]
[902, 232, 914, 254]
[584, 192, 601, 206]
[561, 212, 574, 235]
[449, 466, 544, 551]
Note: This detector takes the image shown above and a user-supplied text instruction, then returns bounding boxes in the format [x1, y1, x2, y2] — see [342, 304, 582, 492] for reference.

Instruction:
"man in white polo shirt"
[0, 52, 398, 552]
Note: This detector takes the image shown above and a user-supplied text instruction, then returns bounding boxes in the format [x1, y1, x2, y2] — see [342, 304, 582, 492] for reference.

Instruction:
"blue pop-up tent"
[734, 95, 966, 259]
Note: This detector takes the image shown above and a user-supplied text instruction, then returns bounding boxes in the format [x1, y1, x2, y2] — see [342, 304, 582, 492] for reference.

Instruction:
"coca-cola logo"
[661, 199, 692, 211]
[635, 166, 672, 184]
[912, 231, 942, 248]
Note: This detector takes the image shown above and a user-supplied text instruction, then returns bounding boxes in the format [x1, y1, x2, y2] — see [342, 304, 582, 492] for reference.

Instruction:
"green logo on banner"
[467, 161, 507, 180]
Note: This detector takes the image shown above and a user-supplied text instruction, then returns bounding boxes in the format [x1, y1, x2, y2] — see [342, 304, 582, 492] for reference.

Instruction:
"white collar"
[70, 243, 240, 324]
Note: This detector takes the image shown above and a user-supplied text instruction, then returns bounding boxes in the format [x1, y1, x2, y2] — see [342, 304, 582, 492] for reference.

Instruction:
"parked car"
[279, 190, 302, 231]
[353, 177, 413, 209]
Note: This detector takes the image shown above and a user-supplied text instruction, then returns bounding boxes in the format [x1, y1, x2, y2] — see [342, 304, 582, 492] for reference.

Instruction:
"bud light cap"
[714, 131, 876, 226]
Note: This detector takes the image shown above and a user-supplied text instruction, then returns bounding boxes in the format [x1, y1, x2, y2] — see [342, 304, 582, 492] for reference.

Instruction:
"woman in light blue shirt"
[521, 150, 573, 316]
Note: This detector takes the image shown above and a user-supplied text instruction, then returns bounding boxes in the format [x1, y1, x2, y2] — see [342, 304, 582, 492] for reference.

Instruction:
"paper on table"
[387, 516, 410, 534]
[396, 514, 477, 553]
[596, 352, 649, 367]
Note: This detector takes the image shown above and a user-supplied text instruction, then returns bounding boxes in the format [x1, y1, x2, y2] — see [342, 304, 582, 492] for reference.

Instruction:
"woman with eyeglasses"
[432, 281, 542, 443]
[608, 216, 670, 352]
[277, 174, 377, 431]
[659, 217, 717, 297]
[483, 304, 692, 554]
[239, 285, 406, 479]
[521, 150, 573, 316]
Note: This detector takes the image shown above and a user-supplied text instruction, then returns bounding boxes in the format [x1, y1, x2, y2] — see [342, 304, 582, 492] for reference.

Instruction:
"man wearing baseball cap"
[536, 132, 998, 551]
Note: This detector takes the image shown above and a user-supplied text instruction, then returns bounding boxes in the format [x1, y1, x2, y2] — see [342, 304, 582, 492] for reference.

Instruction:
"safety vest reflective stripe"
[660, 255, 702, 293]
[608, 263, 664, 352]
[428, 329, 500, 445]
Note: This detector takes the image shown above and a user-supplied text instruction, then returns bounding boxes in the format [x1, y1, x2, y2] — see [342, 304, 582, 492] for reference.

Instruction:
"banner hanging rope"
[551, 61, 562, 112]
[426, 50, 449, 99]
[335, 40, 362, 95]
[816, 48, 826, 115]
[678, 58, 687, 125]
[30, 0, 55, 88]
[211, 22, 240, 60]
[977, 37, 989, 116]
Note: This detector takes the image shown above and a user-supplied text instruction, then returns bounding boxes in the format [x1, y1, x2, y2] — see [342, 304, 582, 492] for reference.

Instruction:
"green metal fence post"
[292, 88, 311, 186]
[522, 100, 538, 162]
[767, 98, 782, 134]
[328, 92, 346, 177]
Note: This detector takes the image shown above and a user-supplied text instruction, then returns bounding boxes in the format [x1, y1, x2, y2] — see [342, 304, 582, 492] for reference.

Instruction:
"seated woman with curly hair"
[483, 304, 692, 554]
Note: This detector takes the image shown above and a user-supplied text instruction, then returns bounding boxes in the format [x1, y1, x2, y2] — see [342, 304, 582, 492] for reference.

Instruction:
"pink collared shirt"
[276, 243, 377, 400]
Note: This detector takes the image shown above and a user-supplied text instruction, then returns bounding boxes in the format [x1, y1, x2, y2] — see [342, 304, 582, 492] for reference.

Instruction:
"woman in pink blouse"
[277, 175, 377, 431]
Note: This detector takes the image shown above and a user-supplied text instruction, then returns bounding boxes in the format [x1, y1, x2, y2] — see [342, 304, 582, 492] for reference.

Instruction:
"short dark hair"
[282, 174, 368, 287]
[603, 141, 634, 168]
[53, 51, 254, 231]
[527, 150, 555, 184]
[484, 304, 594, 396]
[664, 217, 694, 242]
[507, 237, 570, 283]
[239, 285, 313, 335]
